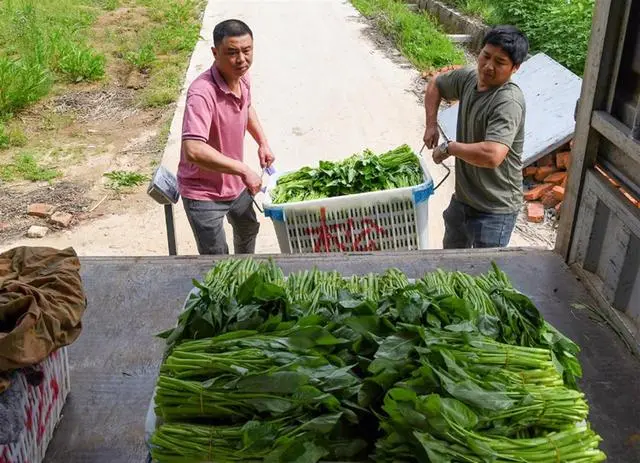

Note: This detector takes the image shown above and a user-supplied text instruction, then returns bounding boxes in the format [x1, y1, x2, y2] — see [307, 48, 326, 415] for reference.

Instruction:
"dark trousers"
[443, 196, 517, 249]
[183, 190, 260, 255]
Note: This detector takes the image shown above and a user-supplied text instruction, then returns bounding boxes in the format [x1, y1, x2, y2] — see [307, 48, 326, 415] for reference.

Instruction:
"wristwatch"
[440, 140, 450, 154]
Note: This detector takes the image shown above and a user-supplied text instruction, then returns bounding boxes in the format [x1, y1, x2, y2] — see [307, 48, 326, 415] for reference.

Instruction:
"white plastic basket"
[262, 154, 434, 254]
[0, 347, 71, 463]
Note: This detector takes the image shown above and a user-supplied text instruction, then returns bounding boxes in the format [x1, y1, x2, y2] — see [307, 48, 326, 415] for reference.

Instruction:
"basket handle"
[419, 143, 451, 191]
[252, 165, 277, 214]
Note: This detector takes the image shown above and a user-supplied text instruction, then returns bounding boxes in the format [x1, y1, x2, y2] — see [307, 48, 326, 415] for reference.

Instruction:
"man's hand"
[432, 142, 451, 165]
[241, 168, 263, 196]
[258, 144, 275, 168]
[423, 125, 440, 149]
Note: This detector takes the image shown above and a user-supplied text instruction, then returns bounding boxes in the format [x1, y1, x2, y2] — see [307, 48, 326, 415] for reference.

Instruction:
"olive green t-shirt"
[436, 67, 525, 213]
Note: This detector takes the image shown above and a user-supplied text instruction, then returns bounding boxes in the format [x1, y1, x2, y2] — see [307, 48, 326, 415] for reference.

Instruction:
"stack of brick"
[523, 148, 571, 223]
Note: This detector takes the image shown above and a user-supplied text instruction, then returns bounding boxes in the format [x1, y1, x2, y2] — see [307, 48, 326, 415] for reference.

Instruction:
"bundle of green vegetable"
[270, 144, 424, 204]
[150, 258, 606, 463]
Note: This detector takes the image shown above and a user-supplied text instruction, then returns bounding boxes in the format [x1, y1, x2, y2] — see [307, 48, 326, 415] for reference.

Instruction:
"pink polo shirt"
[177, 64, 251, 201]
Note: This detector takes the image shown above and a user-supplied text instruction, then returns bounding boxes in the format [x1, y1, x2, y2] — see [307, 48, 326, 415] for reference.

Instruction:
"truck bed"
[44, 249, 640, 462]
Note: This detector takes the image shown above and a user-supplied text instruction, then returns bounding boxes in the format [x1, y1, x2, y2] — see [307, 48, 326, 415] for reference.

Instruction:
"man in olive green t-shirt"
[423, 25, 529, 248]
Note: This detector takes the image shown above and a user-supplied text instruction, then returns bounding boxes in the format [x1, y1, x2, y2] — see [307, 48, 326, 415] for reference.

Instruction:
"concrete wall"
[417, 0, 490, 51]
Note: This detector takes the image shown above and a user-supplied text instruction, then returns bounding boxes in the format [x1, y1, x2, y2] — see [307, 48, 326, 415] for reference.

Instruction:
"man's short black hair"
[482, 25, 529, 66]
[213, 19, 253, 47]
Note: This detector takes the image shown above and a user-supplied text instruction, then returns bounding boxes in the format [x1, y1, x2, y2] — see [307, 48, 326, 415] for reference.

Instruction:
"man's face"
[477, 43, 519, 89]
[213, 34, 253, 79]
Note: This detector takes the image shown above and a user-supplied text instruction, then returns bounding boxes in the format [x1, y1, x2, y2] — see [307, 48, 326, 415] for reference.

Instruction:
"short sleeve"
[181, 93, 213, 143]
[435, 67, 474, 101]
[484, 98, 524, 148]
[241, 73, 252, 107]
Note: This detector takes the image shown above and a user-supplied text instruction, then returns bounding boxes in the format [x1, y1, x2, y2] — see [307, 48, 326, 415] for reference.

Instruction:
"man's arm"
[423, 68, 469, 149]
[444, 141, 509, 168]
[247, 106, 274, 168]
[433, 97, 523, 169]
[183, 140, 262, 194]
[423, 78, 443, 149]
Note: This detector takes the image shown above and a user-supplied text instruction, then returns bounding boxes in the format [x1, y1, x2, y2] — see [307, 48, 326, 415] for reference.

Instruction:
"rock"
[27, 226, 49, 238]
[50, 211, 73, 228]
[27, 203, 57, 218]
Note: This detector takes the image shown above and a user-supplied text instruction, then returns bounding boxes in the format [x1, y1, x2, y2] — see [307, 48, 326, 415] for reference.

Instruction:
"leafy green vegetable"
[270, 144, 424, 204]
[151, 258, 604, 463]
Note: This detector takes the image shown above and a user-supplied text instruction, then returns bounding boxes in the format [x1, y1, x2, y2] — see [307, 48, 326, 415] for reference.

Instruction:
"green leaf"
[300, 412, 343, 433]
[375, 333, 417, 361]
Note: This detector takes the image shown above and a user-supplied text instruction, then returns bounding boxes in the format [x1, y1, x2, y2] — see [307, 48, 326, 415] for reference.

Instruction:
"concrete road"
[4, 0, 530, 256]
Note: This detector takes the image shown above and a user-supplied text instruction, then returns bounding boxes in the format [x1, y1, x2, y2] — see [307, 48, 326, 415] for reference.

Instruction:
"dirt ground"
[0, 0, 556, 256]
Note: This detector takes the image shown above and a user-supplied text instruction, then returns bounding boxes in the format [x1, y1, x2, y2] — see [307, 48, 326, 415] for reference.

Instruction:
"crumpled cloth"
[0, 246, 86, 392]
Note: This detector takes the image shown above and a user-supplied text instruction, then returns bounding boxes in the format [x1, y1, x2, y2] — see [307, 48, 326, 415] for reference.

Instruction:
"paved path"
[3, 0, 533, 256]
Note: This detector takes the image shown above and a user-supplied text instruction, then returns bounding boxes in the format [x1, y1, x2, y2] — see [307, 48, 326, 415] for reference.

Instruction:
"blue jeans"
[443, 196, 517, 249]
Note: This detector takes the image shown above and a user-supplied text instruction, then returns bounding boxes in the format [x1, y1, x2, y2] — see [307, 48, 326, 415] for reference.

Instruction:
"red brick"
[544, 171, 568, 185]
[534, 166, 558, 182]
[556, 151, 571, 169]
[50, 211, 73, 228]
[542, 191, 561, 208]
[523, 166, 537, 177]
[551, 186, 565, 202]
[524, 183, 554, 201]
[555, 201, 563, 217]
[527, 202, 545, 223]
[27, 203, 57, 218]
[537, 154, 555, 167]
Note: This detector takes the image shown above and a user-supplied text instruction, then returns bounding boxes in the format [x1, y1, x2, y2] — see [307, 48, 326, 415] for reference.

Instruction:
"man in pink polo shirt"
[177, 19, 274, 255]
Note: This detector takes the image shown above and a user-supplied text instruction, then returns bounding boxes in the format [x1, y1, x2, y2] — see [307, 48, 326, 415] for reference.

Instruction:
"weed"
[0, 57, 51, 117]
[54, 42, 106, 82]
[158, 116, 173, 145]
[126, 44, 157, 73]
[351, 0, 465, 70]
[0, 123, 28, 149]
[42, 112, 76, 131]
[0, 152, 60, 182]
[104, 170, 149, 190]
[141, 63, 183, 107]
[99, 0, 120, 11]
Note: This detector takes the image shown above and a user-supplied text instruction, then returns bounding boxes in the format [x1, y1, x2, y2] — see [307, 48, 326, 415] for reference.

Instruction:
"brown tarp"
[0, 246, 86, 392]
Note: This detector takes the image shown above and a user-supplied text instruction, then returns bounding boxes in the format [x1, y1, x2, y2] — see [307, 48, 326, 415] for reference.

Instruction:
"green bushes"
[442, 0, 595, 75]
[497, 0, 594, 75]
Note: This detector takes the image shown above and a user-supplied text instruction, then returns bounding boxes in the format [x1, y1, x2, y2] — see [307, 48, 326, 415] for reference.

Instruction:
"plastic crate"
[0, 347, 71, 463]
[262, 154, 434, 253]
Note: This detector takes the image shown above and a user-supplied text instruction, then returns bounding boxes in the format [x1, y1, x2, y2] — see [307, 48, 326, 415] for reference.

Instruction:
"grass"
[0, 0, 204, 118]
[0, 152, 60, 182]
[113, 0, 204, 107]
[0, 0, 107, 118]
[0, 0, 206, 185]
[103, 170, 149, 190]
[351, 0, 465, 71]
